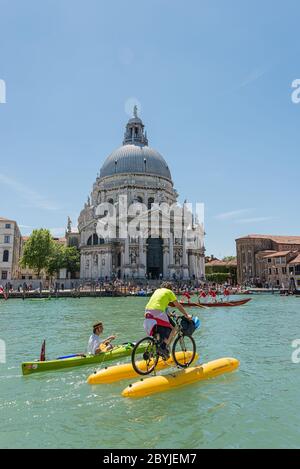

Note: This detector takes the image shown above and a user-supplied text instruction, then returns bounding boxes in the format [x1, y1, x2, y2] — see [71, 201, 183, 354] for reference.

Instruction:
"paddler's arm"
[94, 336, 116, 355]
[172, 300, 192, 321]
[103, 335, 116, 343]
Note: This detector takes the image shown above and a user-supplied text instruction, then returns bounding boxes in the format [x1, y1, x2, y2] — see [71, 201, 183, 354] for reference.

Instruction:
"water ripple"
[0, 296, 300, 448]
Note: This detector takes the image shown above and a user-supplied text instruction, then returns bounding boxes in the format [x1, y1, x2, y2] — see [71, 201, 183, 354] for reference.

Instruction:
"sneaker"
[158, 345, 170, 360]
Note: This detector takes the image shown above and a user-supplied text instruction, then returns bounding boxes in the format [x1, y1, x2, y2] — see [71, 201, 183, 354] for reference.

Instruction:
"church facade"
[77, 109, 205, 281]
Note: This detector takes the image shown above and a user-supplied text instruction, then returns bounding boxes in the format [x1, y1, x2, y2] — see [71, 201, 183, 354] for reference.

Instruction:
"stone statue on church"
[174, 249, 183, 265]
[130, 248, 138, 264]
[67, 216, 72, 233]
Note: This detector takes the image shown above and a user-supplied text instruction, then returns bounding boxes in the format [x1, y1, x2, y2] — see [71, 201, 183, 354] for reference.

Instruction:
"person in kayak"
[144, 282, 192, 360]
[87, 322, 116, 355]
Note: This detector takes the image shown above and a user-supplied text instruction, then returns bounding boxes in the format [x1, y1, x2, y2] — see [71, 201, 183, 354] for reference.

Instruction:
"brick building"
[236, 235, 300, 286]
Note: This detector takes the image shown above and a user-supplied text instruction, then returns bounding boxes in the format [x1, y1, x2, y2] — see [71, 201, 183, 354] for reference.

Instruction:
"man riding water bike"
[143, 282, 192, 360]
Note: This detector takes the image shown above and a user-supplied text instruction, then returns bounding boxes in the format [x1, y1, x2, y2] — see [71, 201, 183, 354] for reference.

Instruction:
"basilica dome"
[100, 144, 172, 180]
[99, 107, 172, 182]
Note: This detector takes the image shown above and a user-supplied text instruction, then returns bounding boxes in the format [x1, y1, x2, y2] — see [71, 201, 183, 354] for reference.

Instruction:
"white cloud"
[0, 174, 59, 211]
[239, 66, 269, 89]
[214, 209, 253, 220]
[236, 216, 274, 224]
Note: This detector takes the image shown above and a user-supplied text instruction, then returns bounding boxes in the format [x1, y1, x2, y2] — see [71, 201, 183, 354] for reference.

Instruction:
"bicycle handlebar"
[169, 311, 194, 324]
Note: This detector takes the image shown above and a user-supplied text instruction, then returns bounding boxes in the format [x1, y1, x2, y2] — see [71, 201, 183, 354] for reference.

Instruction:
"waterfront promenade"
[0, 285, 289, 300]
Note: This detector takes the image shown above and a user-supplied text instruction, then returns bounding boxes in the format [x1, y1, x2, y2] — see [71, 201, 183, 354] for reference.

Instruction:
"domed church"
[78, 108, 205, 280]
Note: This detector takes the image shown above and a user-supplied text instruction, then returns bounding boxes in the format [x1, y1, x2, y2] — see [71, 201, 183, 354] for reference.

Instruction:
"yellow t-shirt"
[146, 288, 177, 312]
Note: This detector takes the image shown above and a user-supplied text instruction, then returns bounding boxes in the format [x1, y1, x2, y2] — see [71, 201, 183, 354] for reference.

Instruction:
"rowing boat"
[180, 298, 251, 308]
[21, 342, 146, 376]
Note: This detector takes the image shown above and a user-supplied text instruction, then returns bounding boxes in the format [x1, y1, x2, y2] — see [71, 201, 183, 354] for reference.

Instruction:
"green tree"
[20, 229, 54, 277]
[206, 265, 228, 275]
[206, 273, 230, 283]
[63, 246, 80, 277]
[46, 242, 65, 279]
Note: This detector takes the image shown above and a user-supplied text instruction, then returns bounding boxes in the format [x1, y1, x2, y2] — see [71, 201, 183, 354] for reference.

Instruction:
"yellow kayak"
[122, 357, 239, 398]
[87, 351, 199, 384]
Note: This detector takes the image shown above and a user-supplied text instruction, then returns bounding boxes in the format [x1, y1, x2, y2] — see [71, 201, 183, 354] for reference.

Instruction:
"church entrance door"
[147, 238, 163, 279]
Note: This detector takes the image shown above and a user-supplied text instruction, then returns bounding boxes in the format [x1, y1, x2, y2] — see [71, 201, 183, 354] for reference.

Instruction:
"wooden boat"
[180, 298, 252, 308]
[243, 288, 280, 295]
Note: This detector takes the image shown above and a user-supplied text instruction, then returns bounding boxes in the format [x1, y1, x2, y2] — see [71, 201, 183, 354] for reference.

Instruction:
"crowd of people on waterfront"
[0, 277, 245, 300]
[0, 281, 43, 294]
[1, 277, 297, 300]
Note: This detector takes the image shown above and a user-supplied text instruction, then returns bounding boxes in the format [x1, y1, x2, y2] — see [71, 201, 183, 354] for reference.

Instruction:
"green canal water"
[0, 295, 299, 449]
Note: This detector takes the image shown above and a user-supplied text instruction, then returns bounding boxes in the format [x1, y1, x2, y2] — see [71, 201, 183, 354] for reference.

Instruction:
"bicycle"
[131, 312, 197, 376]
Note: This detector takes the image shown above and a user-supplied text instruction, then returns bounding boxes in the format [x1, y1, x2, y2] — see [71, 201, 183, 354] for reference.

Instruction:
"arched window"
[148, 197, 154, 210]
[93, 233, 99, 245]
[137, 196, 143, 203]
[87, 234, 104, 246]
[108, 198, 114, 205]
[3, 250, 9, 262]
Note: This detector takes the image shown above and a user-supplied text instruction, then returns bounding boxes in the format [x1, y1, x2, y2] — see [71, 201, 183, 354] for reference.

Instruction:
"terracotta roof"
[206, 259, 237, 267]
[256, 250, 277, 257]
[289, 254, 300, 265]
[0, 216, 15, 223]
[206, 259, 225, 266]
[52, 237, 66, 244]
[236, 234, 300, 244]
[263, 251, 291, 258]
[225, 259, 237, 266]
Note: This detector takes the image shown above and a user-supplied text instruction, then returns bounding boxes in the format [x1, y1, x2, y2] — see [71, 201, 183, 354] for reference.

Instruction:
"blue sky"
[0, 0, 300, 256]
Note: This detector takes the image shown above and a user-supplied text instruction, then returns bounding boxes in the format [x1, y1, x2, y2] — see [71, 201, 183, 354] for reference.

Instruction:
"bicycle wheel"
[171, 334, 196, 368]
[131, 336, 159, 376]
